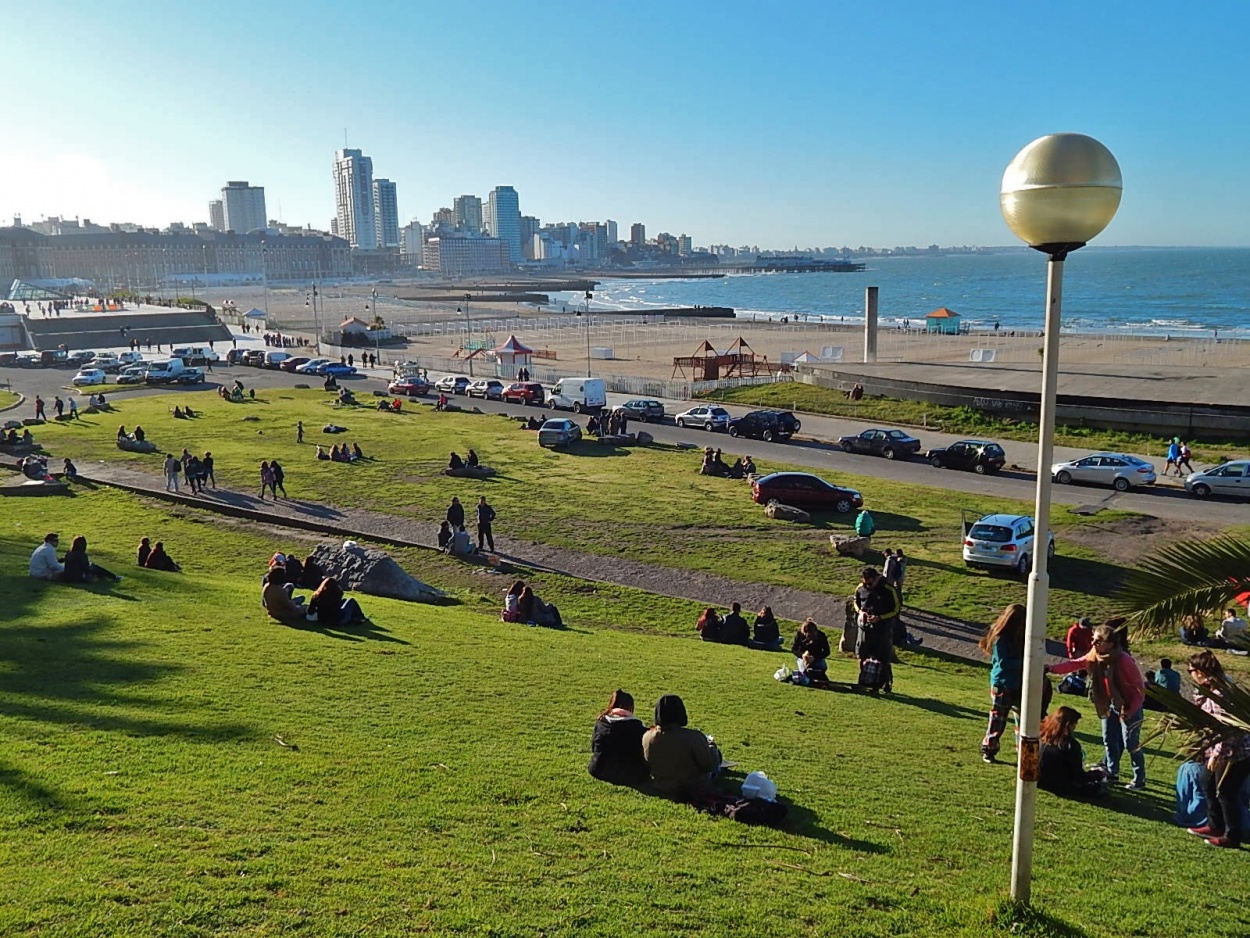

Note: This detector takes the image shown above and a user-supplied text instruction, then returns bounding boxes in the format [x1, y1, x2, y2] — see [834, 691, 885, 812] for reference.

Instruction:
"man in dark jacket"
[476, 496, 496, 552]
[720, 602, 750, 645]
[854, 566, 901, 691]
[446, 496, 465, 529]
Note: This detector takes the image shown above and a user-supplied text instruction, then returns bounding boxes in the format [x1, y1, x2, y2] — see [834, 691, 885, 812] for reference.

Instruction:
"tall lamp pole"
[582, 289, 593, 377]
[463, 292, 473, 377]
[1000, 133, 1121, 904]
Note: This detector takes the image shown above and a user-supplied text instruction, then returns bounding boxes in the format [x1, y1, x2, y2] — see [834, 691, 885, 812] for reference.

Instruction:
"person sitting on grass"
[132, 425, 145, 443]
[447, 524, 474, 557]
[306, 576, 366, 627]
[518, 585, 562, 627]
[143, 541, 181, 572]
[448, 451, 465, 471]
[437, 521, 453, 552]
[791, 617, 831, 673]
[642, 694, 722, 800]
[720, 602, 750, 646]
[1183, 650, 1250, 849]
[29, 532, 65, 581]
[61, 536, 120, 584]
[262, 567, 307, 625]
[588, 689, 649, 787]
[173, 405, 185, 419]
[728, 457, 746, 480]
[352, 442, 364, 461]
[137, 537, 152, 567]
[741, 455, 757, 475]
[466, 449, 480, 469]
[1180, 613, 1209, 646]
[502, 580, 525, 621]
[1155, 658, 1182, 694]
[752, 606, 783, 649]
[316, 445, 329, 460]
[117, 424, 128, 441]
[696, 606, 723, 642]
[62, 458, 78, 482]
[1038, 706, 1111, 798]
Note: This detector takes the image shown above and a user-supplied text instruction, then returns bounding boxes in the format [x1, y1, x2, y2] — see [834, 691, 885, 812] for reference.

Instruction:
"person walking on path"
[446, 496, 465, 529]
[203, 451, 215, 488]
[34, 396, 46, 421]
[979, 603, 1030, 764]
[853, 566, 900, 693]
[54, 397, 64, 418]
[1046, 624, 1147, 789]
[271, 459, 287, 498]
[297, 421, 304, 444]
[259, 461, 276, 500]
[476, 496, 497, 552]
[1177, 441, 1194, 475]
[883, 547, 907, 601]
[68, 396, 78, 419]
[163, 453, 181, 492]
[1165, 438, 1181, 477]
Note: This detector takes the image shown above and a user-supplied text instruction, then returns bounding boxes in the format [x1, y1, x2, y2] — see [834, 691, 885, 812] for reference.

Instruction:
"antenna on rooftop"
[344, 128, 348, 147]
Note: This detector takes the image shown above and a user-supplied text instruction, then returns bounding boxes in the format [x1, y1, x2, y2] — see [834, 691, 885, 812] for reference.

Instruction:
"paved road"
[6, 353, 1247, 528]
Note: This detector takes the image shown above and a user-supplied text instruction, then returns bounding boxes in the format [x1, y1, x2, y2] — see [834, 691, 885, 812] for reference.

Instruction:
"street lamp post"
[582, 289, 593, 377]
[462, 292, 473, 377]
[999, 133, 1121, 904]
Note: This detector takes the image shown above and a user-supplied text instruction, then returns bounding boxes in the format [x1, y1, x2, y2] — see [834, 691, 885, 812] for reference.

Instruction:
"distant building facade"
[453, 195, 483, 234]
[485, 185, 521, 263]
[421, 235, 509, 276]
[208, 200, 225, 232]
[221, 181, 267, 234]
[372, 179, 400, 248]
[400, 220, 425, 263]
[630, 223, 646, 246]
[333, 149, 377, 250]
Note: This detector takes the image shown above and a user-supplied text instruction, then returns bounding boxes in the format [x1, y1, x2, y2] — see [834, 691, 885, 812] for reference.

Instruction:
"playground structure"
[671, 336, 784, 381]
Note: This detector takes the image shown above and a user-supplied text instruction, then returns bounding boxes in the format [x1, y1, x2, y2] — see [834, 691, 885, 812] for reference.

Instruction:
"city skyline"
[2, 2, 1247, 248]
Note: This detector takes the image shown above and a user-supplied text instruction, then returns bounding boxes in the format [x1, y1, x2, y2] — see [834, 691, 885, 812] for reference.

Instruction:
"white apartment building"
[208, 200, 225, 232]
[221, 181, 267, 234]
[373, 179, 400, 248]
[333, 149, 377, 250]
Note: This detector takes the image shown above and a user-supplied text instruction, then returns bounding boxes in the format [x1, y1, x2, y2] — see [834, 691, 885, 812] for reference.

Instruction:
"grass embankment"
[2, 491, 1247, 938]
[700, 384, 1245, 464]
[0, 390, 21, 410]
[40, 389, 1137, 632]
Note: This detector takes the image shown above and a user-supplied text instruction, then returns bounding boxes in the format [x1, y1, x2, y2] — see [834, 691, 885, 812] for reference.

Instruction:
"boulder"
[308, 542, 445, 604]
[635, 430, 654, 445]
[830, 534, 872, 558]
[764, 500, 810, 523]
[117, 438, 157, 453]
[443, 465, 497, 479]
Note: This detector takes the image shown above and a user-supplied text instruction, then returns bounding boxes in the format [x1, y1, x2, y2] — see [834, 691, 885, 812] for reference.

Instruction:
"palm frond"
[1140, 678, 1250, 760]
[1116, 535, 1250, 634]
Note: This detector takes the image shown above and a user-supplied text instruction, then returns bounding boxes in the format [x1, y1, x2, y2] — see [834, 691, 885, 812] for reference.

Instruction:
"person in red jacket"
[1065, 616, 1094, 659]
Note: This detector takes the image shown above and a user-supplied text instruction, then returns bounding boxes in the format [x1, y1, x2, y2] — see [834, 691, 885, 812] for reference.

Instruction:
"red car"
[501, 382, 545, 405]
[751, 472, 863, 513]
[388, 376, 432, 397]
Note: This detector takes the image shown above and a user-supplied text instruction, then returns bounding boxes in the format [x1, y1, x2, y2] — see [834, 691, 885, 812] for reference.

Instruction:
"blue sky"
[2, 1, 1246, 247]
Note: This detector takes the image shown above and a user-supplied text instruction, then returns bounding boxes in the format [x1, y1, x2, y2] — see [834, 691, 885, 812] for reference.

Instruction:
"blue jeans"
[1102, 706, 1145, 786]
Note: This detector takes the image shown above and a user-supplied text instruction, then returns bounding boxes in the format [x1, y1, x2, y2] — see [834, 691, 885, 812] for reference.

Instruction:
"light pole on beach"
[1000, 133, 1121, 904]
[578, 289, 593, 377]
[461, 292, 474, 377]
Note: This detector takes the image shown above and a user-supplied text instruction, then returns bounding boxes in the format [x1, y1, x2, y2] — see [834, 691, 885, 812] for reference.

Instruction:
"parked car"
[675, 404, 731, 431]
[617, 399, 665, 422]
[243, 350, 268, 367]
[435, 374, 471, 395]
[173, 346, 221, 366]
[1051, 452, 1156, 491]
[321, 362, 357, 378]
[547, 377, 606, 413]
[750, 472, 863, 513]
[72, 368, 106, 386]
[295, 358, 330, 374]
[927, 439, 1007, 474]
[93, 356, 123, 374]
[118, 351, 145, 365]
[537, 418, 583, 448]
[279, 357, 310, 373]
[66, 351, 96, 367]
[837, 428, 922, 460]
[225, 349, 247, 365]
[962, 512, 1055, 576]
[388, 376, 432, 397]
[1184, 460, 1250, 499]
[728, 410, 795, 442]
[116, 366, 149, 384]
[467, 379, 505, 400]
[16, 354, 41, 368]
[264, 351, 293, 369]
[501, 381, 545, 405]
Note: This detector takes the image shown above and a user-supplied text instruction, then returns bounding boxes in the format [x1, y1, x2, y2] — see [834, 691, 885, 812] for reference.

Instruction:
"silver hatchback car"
[675, 405, 731, 431]
[1051, 452, 1156, 492]
[1185, 460, 1250, 499]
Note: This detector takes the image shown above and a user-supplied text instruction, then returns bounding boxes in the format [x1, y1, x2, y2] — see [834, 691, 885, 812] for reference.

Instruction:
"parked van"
[171, 346, 220, 365]
[144, 357, 187, 384]
[265, 350, 293, 368]
[547, 377, 606, 413]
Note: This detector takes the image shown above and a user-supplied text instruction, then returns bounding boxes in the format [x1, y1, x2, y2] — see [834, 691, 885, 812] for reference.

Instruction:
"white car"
[295, 358, 330, 374]
[1052, 453, 1156, 491]
[675, 405, 731, 431]
[467, 379, 505, 400]
[1185, 460, 1250, 500]
[118, 351, 145, 365]
[435, 375, 471, 395]
[962, 512, 1055, 577]
[72, 368, 106, 386]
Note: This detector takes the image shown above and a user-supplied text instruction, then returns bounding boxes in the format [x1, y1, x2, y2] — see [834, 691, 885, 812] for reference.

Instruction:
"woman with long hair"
[1038, 706, 1108, 797]
[587, 689, 648, 786]
[790, 617, 831, 673]
[696, 607, 723, 642]
[502, 580, 525, 621]
[752, 606, 782, 649]
[61, 535, 119, 583]
[1185, 651, 1250, 848]
[1047, 624, 1146, 789]
[307, 576, 365, 627]
[979, 603, 1027, 763]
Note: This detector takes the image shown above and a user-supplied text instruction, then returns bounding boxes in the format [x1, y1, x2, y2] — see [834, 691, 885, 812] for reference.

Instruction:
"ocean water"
[554, 248, 1250, 337]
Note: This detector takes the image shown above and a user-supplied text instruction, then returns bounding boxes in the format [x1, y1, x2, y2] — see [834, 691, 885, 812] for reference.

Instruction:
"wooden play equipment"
[672, 336, 779, 380]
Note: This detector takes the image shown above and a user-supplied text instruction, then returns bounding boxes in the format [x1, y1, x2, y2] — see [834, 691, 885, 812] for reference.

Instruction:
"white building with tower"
[221, 181, 266, 234]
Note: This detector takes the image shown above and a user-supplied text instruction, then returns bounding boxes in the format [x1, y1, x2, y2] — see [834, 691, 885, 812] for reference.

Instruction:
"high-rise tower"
[485, 186, 521, 263]
[372, 179, 399, 248]
[333, 149, 377, 250]
[221, 181, 266, 234]
[453, 195, 483, 234]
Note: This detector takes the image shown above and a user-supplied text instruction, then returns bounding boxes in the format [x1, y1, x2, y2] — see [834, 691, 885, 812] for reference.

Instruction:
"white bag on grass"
[741, 771, 778, 802]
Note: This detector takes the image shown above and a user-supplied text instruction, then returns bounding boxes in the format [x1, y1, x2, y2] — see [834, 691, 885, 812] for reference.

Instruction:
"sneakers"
[1205, 836, 1239, 849]
[982, 752, 997, 764]
[1123, 781, 1145, 791]
[1188, 825, 1216, 837]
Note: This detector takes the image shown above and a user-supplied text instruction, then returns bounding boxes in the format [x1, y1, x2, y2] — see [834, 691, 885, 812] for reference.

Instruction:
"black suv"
[727, 410, 799, 442]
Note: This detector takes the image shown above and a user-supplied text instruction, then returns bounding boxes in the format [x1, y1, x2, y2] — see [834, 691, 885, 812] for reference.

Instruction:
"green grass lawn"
[2, 490, 1247, 938]
[37, 389, 1142, 634]
[701, 383, 1245, 464]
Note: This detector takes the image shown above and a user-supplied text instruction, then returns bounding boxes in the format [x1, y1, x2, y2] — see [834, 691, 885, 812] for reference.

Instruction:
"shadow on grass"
[1050, 554, 1129, 599]
[283, 617, 411, 644]
[562, 441, 631, 458]
[876, 689, 984, 722]
[990, 900, 1092, 938]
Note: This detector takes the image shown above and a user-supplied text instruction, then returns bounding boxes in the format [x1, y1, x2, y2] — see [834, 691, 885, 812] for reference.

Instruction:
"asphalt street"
[6, 355, 1246, 528]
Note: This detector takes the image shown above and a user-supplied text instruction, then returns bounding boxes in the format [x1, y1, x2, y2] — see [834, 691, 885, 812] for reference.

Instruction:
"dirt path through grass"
[82, 460, 1027, 663]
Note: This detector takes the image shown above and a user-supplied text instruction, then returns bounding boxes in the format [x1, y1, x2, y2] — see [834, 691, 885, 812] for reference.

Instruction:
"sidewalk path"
[82, 460, 1042, 663]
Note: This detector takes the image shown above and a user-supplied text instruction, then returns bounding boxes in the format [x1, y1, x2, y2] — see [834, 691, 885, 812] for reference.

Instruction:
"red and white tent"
[494, 335, 534, 375]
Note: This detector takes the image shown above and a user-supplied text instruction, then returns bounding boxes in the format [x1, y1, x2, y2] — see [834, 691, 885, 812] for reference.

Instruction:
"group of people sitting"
[137, 537, 180, 571]
[84, 392, 109, 409]
[437, 521, 476, 557]
[376, 398, 403, 412]
[18, 453, 51, 480]
[117, 424, 146, 443]
[333, 387, 355, 406]
[699, 448, 755, 479]
[3, 427, 35, 447]
[447, 450, 480, 471]
[260, 552, 368, 628]
[29, 532, 121, 583]
[586, 411, 629, 437]
[171, 405, 197, 419]
[1179, 608, 1250, 652]
[501, 579, 563, 627]
[696, 603, 781, 648]
[587, 691, 722, 797]
[316, 442, 364, 462]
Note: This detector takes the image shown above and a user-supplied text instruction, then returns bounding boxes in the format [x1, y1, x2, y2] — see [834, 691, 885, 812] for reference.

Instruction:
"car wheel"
[839, 442, 853, 453]
[835, 497, 852, 513]
[1192, 483, 1211, 498]
[930, 456, 943, 469]
[1017, 553, 1031, 576]
[883, 447, 896, 460]
[1056, 470, 1073, 484]
[1047, 539, 1056, 559]
[548, 400, 557, 409]
[573, 402, 583, 414]
[1113, 477, 1130, 492]
[973, 463, 987, 475]
[729, 426, 740, 438]
[762, 429, 774, 442]
[704, 422, 714, 431]
[791, 420, 801, 432]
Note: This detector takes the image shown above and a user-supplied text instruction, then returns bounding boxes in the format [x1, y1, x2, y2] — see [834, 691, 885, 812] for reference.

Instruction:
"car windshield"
[710, 408, 729, 417]
[1122, 455, 1149, 466]
[983, 444, 1004, 455]
[969, 523, 1013, 543]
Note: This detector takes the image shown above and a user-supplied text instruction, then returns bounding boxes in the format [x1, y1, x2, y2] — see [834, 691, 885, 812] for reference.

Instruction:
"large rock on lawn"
[309, 542, 445, 604]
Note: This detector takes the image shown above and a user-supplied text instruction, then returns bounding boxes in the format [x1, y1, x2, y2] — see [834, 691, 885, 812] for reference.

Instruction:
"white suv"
[962, 513, 1055, 576]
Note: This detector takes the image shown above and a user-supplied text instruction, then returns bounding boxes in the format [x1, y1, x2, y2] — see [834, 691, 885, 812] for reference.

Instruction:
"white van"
[547, 377, 606, 413]
[145, 357, 187, 383]
[265, 350, 293, 368]
[171, 346, 220, 365]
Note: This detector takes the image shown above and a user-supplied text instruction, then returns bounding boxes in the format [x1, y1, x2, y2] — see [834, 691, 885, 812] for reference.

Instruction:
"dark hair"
[1103, 616, 1130, 652]
[861, 566, 879, 580]
[1039, 706, 1081, 746]
[599, 689, 635, 718]
[1160, 658, 1172, 669]
[653, 694, 688, 729]
[979, 603, 1026, 656]
[70, 535, 87, 553]
[800, 617, 820, 636]
[731, 602, 741, 614]
[758, 605, 774, 619]
[1188, 650, 1225, 680]
[507, 580, 525, 596]
[268, 567, 287, 585]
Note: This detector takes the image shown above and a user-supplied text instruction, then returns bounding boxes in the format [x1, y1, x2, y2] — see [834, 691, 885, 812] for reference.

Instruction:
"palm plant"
[1117, 535, 1250, 634]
